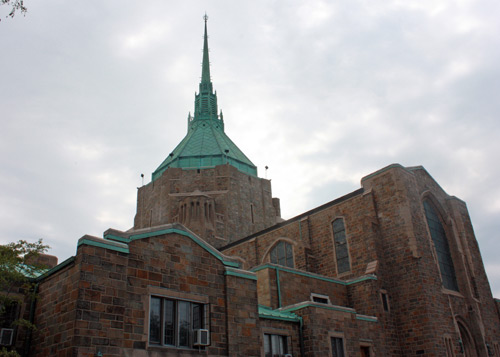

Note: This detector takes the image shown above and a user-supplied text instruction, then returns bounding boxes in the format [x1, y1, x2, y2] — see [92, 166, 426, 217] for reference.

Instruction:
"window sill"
[441, 287, 464, 298]
[147, 344, 207, 354]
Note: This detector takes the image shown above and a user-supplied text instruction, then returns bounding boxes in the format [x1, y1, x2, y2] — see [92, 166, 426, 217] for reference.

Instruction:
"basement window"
[311, 293, 331, 305]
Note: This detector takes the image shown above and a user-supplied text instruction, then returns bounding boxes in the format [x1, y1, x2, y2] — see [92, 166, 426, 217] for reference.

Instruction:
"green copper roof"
[152, 15, 257, 181]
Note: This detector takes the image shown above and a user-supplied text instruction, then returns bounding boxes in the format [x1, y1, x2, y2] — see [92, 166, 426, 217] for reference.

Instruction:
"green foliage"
[0, 239, 48, 325]
[1, 0, 27, 20]
[0, 348, 20, 357]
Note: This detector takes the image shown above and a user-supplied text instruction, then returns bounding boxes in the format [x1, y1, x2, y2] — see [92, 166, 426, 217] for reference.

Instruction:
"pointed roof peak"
[151, 15, 257, 181]
[201, 13, 211, 85]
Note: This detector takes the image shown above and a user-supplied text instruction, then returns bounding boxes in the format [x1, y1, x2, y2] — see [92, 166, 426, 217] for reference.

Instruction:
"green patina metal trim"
[281, 302, 356, 315]
[258, 306, 301, 323]
[34, 256, 76, 282]
[251, 264, 376, 286]
[224, 269, 257, 281]
[356, 315, 378, 323]
[347, 275, 378, 285]
[125, 228, 239, 268]
[278, 302, 378, 324]
[276, 268, 282, 308]
[78, 239, 129, 254]
[251, 264, 343, 284]
[104, 234, 129, 243]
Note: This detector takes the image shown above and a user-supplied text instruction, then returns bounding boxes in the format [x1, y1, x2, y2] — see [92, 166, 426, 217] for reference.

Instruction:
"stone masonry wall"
[35, 231, 257, 357]
[295, 305, 385, 356]
[256, 266, 348, 310]
[260, 318, 301, 356]
[134, 165, 279, 248]
[33, 259, 80, 356]
[224, 273, 261, 356]
[222, 189, 381, 282]
[361, 165, 455, 355]
[411, 167, 500, 351]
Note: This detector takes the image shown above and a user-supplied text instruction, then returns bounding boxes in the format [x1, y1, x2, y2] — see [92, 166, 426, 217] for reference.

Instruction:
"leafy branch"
[1, 0, 27, 20]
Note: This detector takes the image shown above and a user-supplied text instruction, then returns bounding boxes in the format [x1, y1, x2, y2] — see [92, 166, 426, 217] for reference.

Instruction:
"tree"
[0, 239, 49, 356]
[0, 0, 27, 20]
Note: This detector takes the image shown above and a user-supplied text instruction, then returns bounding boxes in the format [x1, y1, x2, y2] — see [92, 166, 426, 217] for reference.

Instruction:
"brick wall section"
[294, 306, 386, 356]
[32, 259, 79, 356]
[347, 278, 402, 354]
[222, 189, 380, 281]
[347, 279, 379, 317]
[411, 167, 500, 351]
[256, 266, 348, 309]
[134, 165, 279, 248]
[34, 231, 252, 356]
[224, 274, 261, 356]
[361, 165, 455, 355]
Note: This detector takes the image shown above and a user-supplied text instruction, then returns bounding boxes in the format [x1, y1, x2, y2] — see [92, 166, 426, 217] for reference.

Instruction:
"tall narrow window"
[423, 200, 459, 291]
[331, 336, 345, 357]
[332, 218, 350, 274]
[270, 241, 294, 268]
[444, 336, 455, 357]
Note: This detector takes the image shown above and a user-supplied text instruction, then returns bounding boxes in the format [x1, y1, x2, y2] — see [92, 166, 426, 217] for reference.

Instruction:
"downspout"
[276, 267, 282, 308]
[299, 317, 305, 357]
[23, 282, 39, 357]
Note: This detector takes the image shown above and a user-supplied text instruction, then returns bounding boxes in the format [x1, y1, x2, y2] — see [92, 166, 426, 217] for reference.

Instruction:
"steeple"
[152, 15, 257, 181]
[201, 13, 211, 88]
[194, 13, 218, 122]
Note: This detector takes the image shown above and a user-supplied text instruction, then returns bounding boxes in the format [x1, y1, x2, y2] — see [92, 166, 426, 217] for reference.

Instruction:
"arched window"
[423, 199, 459, 291]
[270, 241, 294, 268]
[332, 218, 350, 274]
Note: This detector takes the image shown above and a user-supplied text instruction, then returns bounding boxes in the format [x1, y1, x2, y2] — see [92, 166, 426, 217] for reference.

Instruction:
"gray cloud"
[1, 0, 500, 296]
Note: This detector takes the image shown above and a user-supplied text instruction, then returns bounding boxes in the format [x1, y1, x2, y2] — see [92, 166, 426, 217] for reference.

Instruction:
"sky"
[1, 1, 499, 296]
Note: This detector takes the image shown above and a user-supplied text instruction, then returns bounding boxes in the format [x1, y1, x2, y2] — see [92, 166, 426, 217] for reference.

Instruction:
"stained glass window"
[270, 241, 294, 268]
[423, 200, 459, 291]
[333, 218, 350, 274]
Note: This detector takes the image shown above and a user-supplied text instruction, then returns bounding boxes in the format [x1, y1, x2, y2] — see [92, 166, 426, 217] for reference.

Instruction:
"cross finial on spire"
[200, 13, 211, 86]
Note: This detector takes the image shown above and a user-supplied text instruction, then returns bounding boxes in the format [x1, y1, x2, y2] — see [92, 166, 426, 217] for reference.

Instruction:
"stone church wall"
[134, 165, 279, 248]
[32, 229, 264, 356]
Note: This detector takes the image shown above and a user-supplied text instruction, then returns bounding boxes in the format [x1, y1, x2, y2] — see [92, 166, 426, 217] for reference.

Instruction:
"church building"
[6, 16, 500, 356]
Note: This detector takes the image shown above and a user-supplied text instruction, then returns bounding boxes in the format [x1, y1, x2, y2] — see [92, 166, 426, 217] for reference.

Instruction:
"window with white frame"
[149, 296, 207, 348]
[264, 333, 288, 357]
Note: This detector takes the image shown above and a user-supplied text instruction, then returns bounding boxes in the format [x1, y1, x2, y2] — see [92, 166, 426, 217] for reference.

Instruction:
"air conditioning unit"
[0, 328, 14, 346]
[193, 329, 209, 346]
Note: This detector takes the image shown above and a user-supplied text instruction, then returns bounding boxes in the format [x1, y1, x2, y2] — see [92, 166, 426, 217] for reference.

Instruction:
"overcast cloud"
[1, 0, 500, 296]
